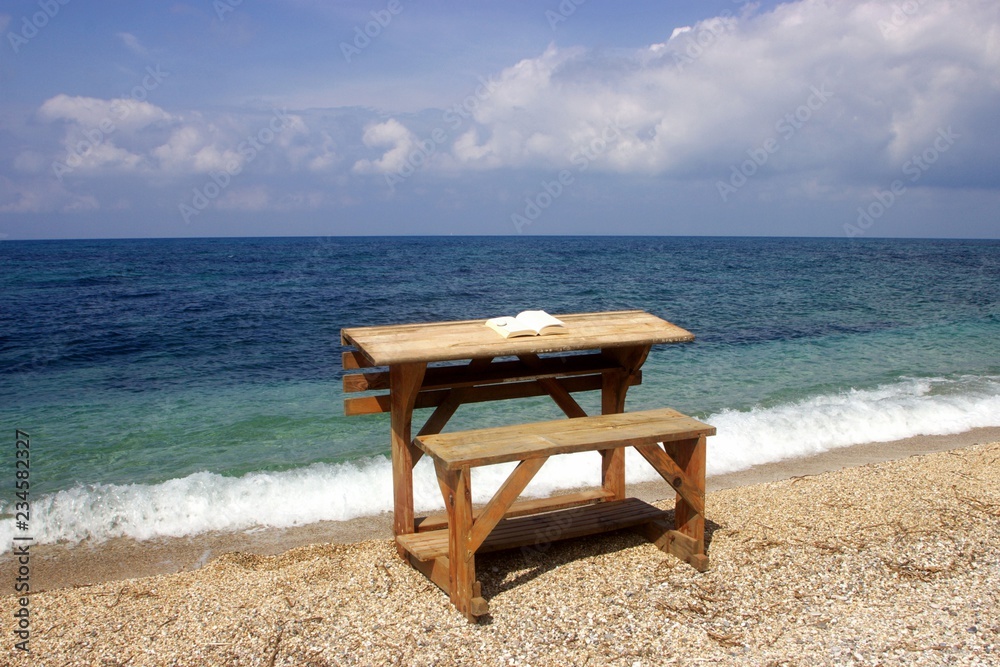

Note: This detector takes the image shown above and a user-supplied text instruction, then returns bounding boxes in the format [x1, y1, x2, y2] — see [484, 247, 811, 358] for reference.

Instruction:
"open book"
[484, 310, 568, 338]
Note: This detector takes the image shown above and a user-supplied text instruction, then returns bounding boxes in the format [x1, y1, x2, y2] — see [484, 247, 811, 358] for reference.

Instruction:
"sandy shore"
[9, 426, 1000, 593]
[4, 429, 1000, 665]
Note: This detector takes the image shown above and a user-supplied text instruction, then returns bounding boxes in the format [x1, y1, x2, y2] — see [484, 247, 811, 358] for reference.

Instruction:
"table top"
[341, 310, 694, 366]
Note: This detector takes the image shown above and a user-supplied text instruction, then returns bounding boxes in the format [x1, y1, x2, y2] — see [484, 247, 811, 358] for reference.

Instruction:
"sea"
[1, 236, 998, 553]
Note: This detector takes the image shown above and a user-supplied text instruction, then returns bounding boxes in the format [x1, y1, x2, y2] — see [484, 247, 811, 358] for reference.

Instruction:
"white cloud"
[274, 123, 337, 172]
[0, 177, 51, 213]
[152, 125, 244, 174]
[9, 0, 997, 225]
[151, 109, 314, 175]
[352, 119, 417, 175]
[304, 131, 338, 171]
[39, 94, 173, 132]
[66, 139, 145, 173]
[34, 96, 321, 182]
[0, 176, 101, 214]
[117, 31, 149, 56]
[450, 128, 502, 168]
[40, 0, 995, 191]
[416, 0, 1000, 186]
[61, 194, 100, 212]
[13, 151, 48, 174]
[36, 95, 168, 175]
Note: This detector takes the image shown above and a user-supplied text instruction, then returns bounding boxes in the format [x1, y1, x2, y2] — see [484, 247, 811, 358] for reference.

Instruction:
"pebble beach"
[5, 437, 999, 666]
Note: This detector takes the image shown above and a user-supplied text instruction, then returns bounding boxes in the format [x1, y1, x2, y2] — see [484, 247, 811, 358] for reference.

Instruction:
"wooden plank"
[599, 345, 650, 500]
[401, 499, 666, 559]
[398, 498, 668, 561]
[599, 345, 650, 413]
[518, 354, 588, 418]
[343, 372, 641, 416]
[414, 488, 615, 532]
[390, 362, 426, 553]
[467, 457, 548, 554]
[639, 519, 709, 570]
[343, 394, 392, 416]
[341, 310, 695, 366]
[341, 349, 375, 370]
[633, 442, 705, 516]
[343, 370, 388, 393]
[600, 353, 628, 501]
[481, 497, 663, 545]
[416, 388, 467, 438]
[397, 531, 452, 560]
[665, 434, 707, 556]
[601, 448, 626, 501]
[415, 407, 715, 470]
[406, 554, 451, 594]
[440, 464, 478, 621]
[470, 595, 489, 617]
[342, 352, 624, 394]
[412, 358, 493, 442]
[688, 553, 711, 572]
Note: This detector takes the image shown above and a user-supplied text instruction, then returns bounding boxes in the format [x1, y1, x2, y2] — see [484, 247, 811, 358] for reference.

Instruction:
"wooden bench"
[405, 407, 715, 620]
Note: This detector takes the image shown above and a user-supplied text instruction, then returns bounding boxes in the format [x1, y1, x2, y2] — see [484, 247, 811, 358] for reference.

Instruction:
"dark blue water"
[2, 236, 998, 548]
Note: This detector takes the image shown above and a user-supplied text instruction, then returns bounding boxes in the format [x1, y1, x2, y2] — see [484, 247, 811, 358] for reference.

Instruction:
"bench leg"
[663, 434, 708, 570]
[600, 449, 626, 501]
[439, 464, 487, 621]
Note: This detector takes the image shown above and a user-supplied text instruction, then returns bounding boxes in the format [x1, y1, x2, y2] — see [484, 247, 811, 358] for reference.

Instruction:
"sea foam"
[2, 375, 998, 553]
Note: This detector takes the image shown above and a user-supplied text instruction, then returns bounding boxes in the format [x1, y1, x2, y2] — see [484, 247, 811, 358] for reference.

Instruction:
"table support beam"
[415, 358, 498, 463]
[518, 354, 588, 419]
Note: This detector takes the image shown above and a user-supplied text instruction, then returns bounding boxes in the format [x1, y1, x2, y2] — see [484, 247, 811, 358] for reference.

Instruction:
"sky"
[0, 0, 998, 239]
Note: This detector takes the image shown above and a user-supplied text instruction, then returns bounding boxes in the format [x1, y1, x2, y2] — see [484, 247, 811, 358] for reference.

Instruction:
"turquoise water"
[1, 236, 998, 549]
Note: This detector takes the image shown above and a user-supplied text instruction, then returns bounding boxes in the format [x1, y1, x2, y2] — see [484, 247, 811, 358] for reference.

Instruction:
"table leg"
[390, 362, 427, 555]
[600, 345, 651, 500]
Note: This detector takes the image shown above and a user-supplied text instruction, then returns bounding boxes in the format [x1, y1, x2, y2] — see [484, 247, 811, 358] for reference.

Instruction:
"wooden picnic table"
[341, 310, 714, 620]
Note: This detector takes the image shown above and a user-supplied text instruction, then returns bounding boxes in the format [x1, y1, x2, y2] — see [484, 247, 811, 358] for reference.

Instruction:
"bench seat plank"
[414, 407, 716, 470]
[398, 497, 668, 561]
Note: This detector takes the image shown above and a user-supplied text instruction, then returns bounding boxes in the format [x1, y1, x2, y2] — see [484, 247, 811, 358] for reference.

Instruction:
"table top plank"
[341, 310, 693, 366]
[415, 407, 715, 470]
